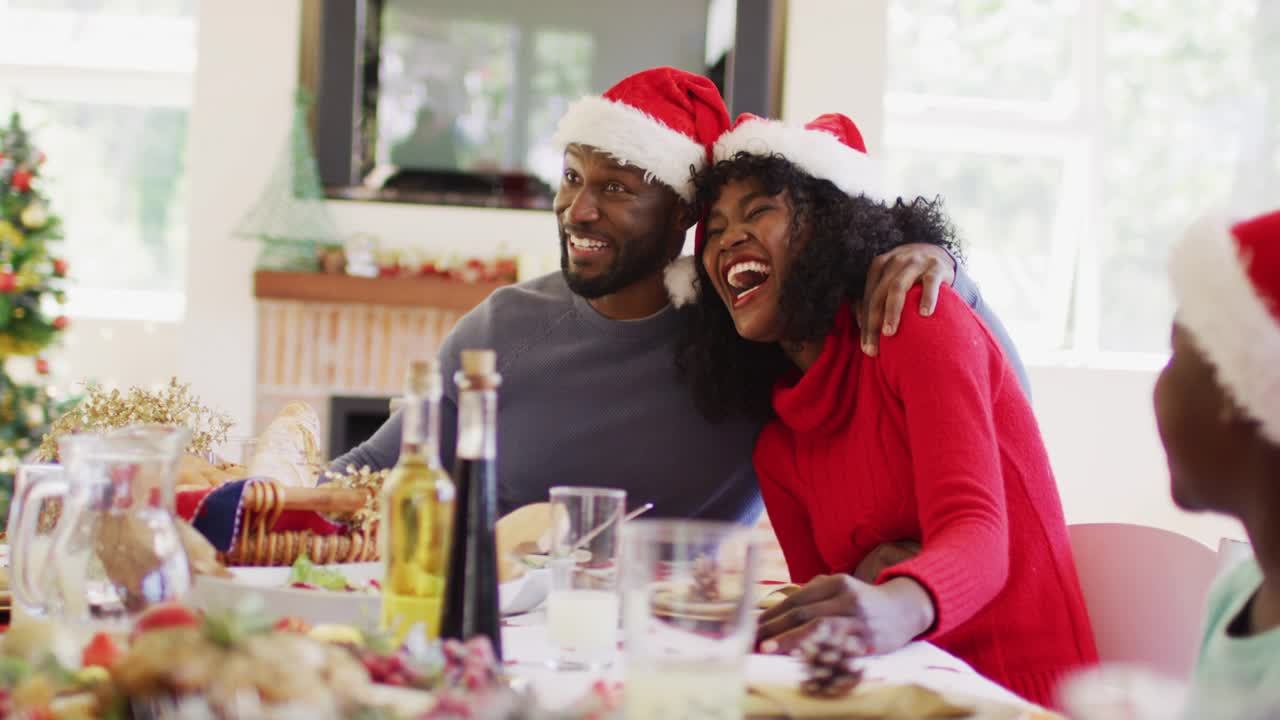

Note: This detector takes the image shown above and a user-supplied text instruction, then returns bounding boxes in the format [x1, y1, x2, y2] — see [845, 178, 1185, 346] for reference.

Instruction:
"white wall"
[1029, 366, 1243, 547]
[57, 319, 182, 391]
[170, 0, 1241, 548]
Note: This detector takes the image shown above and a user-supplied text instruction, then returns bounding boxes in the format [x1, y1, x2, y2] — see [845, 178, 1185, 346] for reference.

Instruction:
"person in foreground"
[331, 67, 1028, 526]
[1156, 208, 1280, 719]
[679, 112, 1096, 705]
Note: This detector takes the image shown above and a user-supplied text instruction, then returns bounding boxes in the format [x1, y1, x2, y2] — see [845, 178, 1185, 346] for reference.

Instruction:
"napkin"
[177, 478, 342, 553]
[746, 681, 973, 719]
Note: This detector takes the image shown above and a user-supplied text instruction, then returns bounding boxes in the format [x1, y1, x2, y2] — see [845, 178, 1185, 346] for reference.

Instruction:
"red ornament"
[0, 273, 15, 292]
[52, 258, 69, 277]
[52, 315, 69, 330]
[35, 357, 49, 375]
[11, 169, 32, 192]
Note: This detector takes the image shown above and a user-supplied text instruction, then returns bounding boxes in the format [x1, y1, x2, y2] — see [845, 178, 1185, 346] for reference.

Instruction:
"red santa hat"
[552, 67, 729, 203]
[1170, 208, 1280, 443]
[711, 112, 885, 210]
[662, 112, 888, 306]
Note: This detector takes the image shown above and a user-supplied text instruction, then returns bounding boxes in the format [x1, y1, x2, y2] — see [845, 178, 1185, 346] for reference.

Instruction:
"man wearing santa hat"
[332, 67, 1026, 523]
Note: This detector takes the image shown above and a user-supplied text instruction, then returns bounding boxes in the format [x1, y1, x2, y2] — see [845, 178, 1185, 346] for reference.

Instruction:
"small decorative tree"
[235, 89, 342, 271]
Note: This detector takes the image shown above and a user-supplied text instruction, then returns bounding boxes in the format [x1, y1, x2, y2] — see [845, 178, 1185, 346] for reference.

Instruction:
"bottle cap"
[406, 359, 442, 394]
[460, 349, 497, 376]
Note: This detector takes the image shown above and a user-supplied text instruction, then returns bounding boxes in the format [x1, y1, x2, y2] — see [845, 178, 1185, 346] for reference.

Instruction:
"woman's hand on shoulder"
[756, 574, 936, 657]
[855, 244, 955, 357]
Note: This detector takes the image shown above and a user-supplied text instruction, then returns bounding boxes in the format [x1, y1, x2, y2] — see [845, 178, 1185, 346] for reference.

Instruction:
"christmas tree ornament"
[20, 202, 47, 229]
[35, 357, 48, 375]
[234, 89, 340, 271]
[52, 316, 68, 330]
[51, 258, 68, 277]
[10, 168, 31, 192]
[797, 621, 865, 699]
[0, 221, 23, 247]
[0, 272, 14, 292]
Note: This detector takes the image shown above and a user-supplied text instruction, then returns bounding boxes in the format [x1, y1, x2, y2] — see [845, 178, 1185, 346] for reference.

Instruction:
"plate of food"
[192, 555, 549, 627]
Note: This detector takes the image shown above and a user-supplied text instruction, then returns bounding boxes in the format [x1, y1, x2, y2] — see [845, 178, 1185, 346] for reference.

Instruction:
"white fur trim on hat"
[714, 117, 885, 202]
[552, 96, 705, 203]
[663, 255, 699, 307]
[1170, 211, 1280, 444]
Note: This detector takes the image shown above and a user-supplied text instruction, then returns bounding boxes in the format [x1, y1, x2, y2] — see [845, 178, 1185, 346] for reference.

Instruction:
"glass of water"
[621, 519, 758, 720]
[545, 486, 626, 671]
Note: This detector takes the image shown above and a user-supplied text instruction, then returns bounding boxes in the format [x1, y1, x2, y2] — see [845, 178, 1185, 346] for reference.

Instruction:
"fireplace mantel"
[253, 271, 505, 312]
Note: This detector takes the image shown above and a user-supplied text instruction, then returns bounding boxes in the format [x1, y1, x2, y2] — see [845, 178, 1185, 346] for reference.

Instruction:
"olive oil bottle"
[380, 360, 455, 642]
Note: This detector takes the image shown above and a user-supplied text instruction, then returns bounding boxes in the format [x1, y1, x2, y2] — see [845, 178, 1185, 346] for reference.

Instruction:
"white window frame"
[884, 0, 1173, 370]
[0, 3, 196, 323]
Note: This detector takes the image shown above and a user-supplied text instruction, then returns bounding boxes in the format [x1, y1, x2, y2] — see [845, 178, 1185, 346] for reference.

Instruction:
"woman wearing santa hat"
[676, 112, 1097, 705]
[1157, 209, 1280, 718]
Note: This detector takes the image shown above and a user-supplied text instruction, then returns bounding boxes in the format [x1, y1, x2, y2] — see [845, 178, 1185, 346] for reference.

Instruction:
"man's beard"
[560, 230, 670, 299]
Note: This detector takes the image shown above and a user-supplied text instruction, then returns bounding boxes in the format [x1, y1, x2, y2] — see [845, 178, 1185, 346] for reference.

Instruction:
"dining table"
[498, 606, 1061, 720]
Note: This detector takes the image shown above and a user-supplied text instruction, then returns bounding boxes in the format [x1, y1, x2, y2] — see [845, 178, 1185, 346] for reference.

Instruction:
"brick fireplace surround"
[252, 271, 501, 449]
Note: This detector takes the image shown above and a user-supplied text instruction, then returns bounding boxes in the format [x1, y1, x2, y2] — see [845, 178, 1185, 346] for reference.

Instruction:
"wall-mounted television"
[300, 0, 785, 210]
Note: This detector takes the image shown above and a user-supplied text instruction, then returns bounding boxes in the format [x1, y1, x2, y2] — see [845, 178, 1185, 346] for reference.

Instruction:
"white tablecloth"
[501, 610, 1047, 718]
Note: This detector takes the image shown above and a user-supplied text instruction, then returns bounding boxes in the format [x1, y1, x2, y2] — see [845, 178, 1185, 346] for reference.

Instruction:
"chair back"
[1068, 522, 1219, 679]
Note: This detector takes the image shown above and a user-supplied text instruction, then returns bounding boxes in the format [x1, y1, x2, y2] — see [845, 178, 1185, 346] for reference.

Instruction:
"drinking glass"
[545, 486, 626, 671]
[621, 519, 758, 720]
[206, 435, 257, 469]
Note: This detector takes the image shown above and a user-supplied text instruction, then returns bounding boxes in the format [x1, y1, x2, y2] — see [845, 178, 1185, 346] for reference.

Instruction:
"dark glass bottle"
[439, 349, 503, 658]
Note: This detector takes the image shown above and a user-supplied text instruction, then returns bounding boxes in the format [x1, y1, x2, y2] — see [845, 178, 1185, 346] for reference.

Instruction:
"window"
[886, 0, 1279, 365]
[378, 6, 598, 190]
[0, 0, 197, 322]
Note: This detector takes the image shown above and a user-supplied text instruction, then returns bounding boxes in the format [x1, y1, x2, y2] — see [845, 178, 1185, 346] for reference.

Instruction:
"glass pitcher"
[12, 425, 194, 628]
[8, 463, 68, 620]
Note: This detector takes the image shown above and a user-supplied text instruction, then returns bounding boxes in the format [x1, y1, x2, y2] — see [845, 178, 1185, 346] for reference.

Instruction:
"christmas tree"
[0, 111, 73, 520]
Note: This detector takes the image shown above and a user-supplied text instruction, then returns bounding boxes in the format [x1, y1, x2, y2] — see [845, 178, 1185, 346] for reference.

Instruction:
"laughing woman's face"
[702, 177, 800, 342]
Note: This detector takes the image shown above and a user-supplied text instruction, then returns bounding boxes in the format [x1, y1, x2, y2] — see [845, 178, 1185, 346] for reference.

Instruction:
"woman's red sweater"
[754, 286, 1098, 705]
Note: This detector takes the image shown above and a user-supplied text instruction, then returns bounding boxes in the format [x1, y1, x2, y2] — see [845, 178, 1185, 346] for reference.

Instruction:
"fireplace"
[328, 395, 394, 459]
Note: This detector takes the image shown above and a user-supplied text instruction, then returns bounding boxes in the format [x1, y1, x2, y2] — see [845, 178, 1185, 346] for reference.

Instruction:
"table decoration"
[36, 379, 232, 463]
[797, 621, 865, 698]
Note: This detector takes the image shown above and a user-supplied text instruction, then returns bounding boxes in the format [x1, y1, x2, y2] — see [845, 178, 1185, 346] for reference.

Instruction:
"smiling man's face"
[554, 144, 682, 299]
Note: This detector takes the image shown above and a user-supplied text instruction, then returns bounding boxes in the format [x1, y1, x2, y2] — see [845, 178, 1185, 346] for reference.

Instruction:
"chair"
[1068, 522, 1219, 680]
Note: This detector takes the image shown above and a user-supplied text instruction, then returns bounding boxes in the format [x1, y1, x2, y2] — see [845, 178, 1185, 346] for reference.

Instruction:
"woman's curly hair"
[676, 152, 960, 423]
